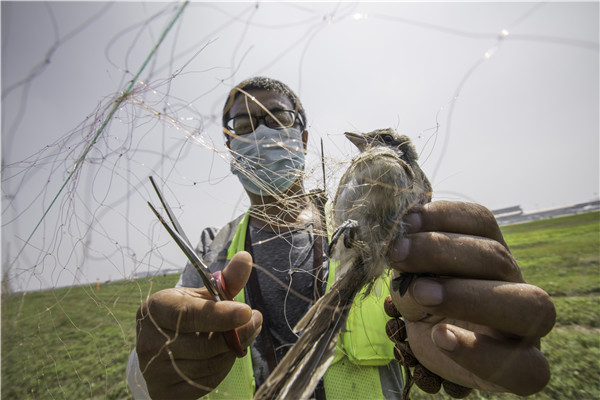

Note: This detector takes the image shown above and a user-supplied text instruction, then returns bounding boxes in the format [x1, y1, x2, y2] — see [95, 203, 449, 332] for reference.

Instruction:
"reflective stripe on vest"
[204, 211, 394, 399]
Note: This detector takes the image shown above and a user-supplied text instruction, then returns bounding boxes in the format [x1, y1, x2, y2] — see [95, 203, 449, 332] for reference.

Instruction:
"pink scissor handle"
[213, 270, 247, 357]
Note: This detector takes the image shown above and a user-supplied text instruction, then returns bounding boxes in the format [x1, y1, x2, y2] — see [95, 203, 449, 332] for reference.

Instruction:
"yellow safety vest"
[204, 212, 395, 399]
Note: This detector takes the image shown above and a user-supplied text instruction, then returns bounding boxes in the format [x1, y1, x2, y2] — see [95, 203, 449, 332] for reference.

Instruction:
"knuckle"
[145, 294, 163, 316]
[530, 288, 556, 336]
[137, 300, 152, 322]
[475, 204, 503, 236]
[136, 303, 153, 336]
[136, 304, 146, 320]
[178, 300, 202, 332]
[473, 202, 495, 222]
[468, 203, 508, 243]
[491, 241, 522, 281]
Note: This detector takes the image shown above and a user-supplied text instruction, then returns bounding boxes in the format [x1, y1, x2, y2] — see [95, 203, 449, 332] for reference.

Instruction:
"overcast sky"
[2, 1, 598, 291]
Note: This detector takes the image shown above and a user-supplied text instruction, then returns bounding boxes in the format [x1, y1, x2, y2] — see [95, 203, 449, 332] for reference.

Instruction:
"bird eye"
[381, 134, 394, 143]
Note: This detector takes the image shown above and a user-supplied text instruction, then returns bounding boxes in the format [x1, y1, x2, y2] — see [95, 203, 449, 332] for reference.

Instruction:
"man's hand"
[387, 201, 556, 396]
[136, 251, 262, 399]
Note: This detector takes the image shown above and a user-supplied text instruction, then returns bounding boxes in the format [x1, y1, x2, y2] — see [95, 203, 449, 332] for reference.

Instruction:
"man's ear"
[302, 129, 309, 150]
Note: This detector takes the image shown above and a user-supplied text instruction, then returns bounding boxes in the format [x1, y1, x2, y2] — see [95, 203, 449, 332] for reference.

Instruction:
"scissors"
[147, 176, 247, 357]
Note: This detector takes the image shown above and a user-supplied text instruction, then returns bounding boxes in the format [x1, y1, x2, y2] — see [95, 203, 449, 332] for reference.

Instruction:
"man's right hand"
[136, 251, 262, 399]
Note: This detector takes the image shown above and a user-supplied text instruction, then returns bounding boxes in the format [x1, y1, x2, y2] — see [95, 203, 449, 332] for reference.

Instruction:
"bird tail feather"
[253, 263, 364, 400]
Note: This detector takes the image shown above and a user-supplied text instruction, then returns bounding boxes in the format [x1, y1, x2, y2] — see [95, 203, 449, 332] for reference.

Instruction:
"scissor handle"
[213, 271, 247, 358]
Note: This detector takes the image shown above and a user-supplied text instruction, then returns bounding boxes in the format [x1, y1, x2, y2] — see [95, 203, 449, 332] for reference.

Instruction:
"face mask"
[229, 125, 306, 196]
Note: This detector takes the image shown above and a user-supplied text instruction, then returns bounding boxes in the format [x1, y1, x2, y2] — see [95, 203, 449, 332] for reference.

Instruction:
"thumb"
[220, 251, 253, 297]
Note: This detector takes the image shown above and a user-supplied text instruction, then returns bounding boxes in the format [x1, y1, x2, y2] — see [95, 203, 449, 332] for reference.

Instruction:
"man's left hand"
[386, 200, 556, 396]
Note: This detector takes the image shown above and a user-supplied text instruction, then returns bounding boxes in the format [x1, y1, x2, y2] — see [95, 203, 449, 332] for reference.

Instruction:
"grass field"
[412, 211, 600, 400]
[2, 211, 599, 399]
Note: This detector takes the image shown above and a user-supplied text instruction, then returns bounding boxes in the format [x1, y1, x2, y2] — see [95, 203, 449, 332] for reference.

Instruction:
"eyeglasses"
[225, 110, 304, 135]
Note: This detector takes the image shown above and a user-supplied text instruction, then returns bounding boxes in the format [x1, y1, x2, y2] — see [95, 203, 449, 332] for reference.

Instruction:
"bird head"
[344, 128, 432, 204]
[344, 129, 419, 163]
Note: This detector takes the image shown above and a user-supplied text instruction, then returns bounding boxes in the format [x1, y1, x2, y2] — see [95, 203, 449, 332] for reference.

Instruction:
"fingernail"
[388, 238, 410, 262]
[432, 326, 457, 352]
[413, 279, 443, 306]
[404, 213, 422, 233]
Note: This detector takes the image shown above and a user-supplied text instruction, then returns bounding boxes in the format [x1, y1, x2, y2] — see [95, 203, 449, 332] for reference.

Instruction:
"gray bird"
[253, 129, 431, 400]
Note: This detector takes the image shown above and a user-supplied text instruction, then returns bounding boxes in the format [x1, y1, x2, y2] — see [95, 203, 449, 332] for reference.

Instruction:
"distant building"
[493, 200, 600, 226]
[492, 205, 523, 225]
[492, 205, 523, 216]
[132, 268, 182, 279]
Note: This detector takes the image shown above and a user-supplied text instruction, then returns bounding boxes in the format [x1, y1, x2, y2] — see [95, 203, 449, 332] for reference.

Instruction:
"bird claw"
[328, 219, 358, 256]
[391, 273, 416, 297]
[392, 272, 437, 297]
[342, 227, 356, 249]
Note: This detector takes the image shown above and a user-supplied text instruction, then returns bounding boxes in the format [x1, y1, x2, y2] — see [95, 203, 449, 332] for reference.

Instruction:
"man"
[128, 77, 555, 399]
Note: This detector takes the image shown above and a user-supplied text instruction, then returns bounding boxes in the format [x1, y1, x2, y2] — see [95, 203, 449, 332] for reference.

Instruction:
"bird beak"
[344, 132, 368, 151]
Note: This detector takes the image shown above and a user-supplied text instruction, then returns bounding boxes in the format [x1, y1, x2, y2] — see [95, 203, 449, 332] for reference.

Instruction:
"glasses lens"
[228, 110, 300, 135]
[266, 110, 295, 129]
[231, 116, 254, 135]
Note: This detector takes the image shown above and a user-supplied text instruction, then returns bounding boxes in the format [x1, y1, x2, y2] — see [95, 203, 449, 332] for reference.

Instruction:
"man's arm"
[387, 201, 555, 395]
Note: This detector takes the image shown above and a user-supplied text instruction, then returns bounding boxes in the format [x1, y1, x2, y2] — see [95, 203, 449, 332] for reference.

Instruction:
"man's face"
[225, 89, 308, 147]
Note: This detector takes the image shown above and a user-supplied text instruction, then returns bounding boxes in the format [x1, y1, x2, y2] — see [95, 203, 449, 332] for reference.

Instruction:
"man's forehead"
[230, 89, 294, 115]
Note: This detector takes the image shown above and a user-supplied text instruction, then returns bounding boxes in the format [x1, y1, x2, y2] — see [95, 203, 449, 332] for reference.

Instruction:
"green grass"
[500, 212, 600, 296]
[2, 212, 599, 399]
[1, 275, 178, 399]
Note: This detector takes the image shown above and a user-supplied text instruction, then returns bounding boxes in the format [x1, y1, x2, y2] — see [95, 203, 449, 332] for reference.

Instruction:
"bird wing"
[253, 264, 363, 400]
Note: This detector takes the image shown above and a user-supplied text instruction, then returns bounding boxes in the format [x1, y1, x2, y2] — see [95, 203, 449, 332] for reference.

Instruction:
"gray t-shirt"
[246, 222, 326, 386]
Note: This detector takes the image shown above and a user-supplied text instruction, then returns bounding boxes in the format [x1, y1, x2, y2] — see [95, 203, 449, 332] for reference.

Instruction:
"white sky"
[2, 1, 598, 291]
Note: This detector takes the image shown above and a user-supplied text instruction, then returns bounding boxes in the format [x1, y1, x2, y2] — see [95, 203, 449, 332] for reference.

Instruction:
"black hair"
[222, 76, 307, 138]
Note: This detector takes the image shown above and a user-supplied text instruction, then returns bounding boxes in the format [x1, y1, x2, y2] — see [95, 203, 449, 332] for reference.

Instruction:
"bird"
[253, 128, 432, 400]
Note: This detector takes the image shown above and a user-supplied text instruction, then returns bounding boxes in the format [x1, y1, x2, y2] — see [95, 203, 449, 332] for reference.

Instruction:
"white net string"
[1, 2, 598, 398]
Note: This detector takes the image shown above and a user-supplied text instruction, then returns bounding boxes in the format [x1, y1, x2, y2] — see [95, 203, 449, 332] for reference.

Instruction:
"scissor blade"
[147, 201, 221, 301]
[149, 176, 193, 248]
